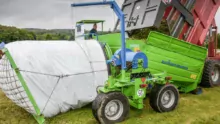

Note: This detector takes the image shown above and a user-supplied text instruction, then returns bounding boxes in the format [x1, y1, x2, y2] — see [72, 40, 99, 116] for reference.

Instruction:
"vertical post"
[111, 1, 126, 70]
[111, 1, 127, 80]
[215, 26, 218, 55]
[120, 13, 126, 79]
[208, 26, 215, 57]
[120, 14, 126, 70]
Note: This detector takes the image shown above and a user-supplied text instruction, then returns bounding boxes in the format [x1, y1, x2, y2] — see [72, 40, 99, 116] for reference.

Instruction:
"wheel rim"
[105, 100, 123, 121]
[211, 66, 220, 83]
[161, 90, 175, 108]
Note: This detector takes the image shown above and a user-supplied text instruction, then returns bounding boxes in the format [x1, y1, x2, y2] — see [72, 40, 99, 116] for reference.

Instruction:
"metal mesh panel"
[0, 55, 35, 114]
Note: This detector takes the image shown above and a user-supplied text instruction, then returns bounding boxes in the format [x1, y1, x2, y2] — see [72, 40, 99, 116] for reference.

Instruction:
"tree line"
[0, 25, 36, 43]
[0, 25, 75, 43]
[0, 24, 220, 49]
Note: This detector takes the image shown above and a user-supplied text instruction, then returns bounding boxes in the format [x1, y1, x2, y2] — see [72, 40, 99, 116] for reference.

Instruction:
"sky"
[0, 0, 220, 32]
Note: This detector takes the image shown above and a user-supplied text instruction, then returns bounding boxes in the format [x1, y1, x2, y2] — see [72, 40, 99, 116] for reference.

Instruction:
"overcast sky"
[0, 0, 220, 32]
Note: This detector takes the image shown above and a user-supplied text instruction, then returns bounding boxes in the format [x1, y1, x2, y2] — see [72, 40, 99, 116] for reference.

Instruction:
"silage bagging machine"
[0, 0, 219, 124]
[72, 0, 220, 123]
[73, 1, 179, 123]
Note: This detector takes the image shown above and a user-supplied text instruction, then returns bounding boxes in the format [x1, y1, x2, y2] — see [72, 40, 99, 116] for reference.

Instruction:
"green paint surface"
[98, 31, 207, 93]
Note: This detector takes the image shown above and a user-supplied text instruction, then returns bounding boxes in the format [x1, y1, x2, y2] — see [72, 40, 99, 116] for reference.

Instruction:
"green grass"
[1, 87, 220, 124]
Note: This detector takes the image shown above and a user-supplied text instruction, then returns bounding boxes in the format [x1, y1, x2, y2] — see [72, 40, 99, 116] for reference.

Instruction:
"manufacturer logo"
[162, 0, 172, 5]
[137, 89, 144, 97]
[162, 60, 188, 70]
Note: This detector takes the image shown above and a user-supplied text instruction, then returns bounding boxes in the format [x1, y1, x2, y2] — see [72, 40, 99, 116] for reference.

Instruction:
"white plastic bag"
[0, 40, 108, 117]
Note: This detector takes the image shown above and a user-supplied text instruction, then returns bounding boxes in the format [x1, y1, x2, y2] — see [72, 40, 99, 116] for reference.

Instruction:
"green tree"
[0, 25, 75, 42]
[69, 35, 75, 40]
[0, 25, 37, 43]
[45, 34, 52, 40]
[58, 34, 66, 40]
[29, 32, 37, 40]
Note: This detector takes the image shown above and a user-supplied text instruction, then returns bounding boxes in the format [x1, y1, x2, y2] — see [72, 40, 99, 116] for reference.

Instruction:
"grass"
[1, 87, 220, 124]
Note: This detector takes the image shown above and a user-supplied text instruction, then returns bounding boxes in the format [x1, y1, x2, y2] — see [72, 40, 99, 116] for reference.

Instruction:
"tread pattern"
[92, 93, 107, 122]
[200, 60, 220, 87]
[95, 92, 130, 124]
[149, 84, 179, 113]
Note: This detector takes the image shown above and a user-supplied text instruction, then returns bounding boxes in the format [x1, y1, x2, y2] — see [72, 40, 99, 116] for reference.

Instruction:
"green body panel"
[99, 40, 171, 109]
[2, 48, 45, 124]
[144, 32, 207, 92]
[99, 61, 168, 109]
[99, 33, 122, 53]
[98, 31, 207, 93]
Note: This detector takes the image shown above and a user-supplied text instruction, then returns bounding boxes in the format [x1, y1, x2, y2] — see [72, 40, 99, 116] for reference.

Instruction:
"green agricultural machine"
[72, 0, 220, 124]
[0, 0, 218, 124]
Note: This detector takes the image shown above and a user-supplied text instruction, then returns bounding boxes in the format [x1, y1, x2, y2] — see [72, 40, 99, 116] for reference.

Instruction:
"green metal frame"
[76, 20, 105, 24]
[98, 69, 169, 109]
[2, 48, 45, 124]
[98, 52, 169, 109]
[98, 31, 207, 93]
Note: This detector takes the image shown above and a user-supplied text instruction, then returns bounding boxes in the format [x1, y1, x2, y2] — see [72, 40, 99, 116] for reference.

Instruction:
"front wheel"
[92, 92, 130, 124]
[149, 84, 179, 112]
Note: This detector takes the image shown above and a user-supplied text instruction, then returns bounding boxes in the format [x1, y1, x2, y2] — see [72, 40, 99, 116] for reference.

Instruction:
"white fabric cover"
[0, 40, 108, 117]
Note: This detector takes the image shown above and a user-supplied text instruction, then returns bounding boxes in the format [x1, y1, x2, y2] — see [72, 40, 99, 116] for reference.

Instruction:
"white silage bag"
[0, 40, 108, 117]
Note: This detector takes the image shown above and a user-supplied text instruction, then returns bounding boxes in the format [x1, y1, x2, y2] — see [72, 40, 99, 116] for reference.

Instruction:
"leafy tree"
[0, 25, 76, 42]
[69, 35, 75, 40]
[45, 34, 53, 40]
[0, 25, 36, 43]
[30, 32, 37, 40]
[58, 34, 66, 40]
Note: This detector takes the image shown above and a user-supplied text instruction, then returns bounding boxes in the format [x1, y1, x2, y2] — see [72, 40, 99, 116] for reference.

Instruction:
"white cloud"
[0, 0, 219, 33]
[0, 0, 123, 30]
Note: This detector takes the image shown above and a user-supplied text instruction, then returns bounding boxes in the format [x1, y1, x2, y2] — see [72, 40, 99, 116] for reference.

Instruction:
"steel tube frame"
[71, 0, 127, 70]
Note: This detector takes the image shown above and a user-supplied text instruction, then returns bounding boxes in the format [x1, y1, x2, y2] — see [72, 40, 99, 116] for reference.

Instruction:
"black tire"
[149, 84, 179, 113]
[92, 92, 130, 124]
[200, 60, 220, 87]
[92, 93, 107, 122]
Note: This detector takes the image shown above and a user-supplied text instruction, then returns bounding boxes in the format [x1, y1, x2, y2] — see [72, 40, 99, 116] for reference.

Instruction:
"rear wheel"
[92, 92, 130, 124]
[149, 84, 179, 112]
[200, 60, 220, 87]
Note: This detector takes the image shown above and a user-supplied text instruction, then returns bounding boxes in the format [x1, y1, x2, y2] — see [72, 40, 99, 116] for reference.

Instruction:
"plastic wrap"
[0, 40, 108, 117]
